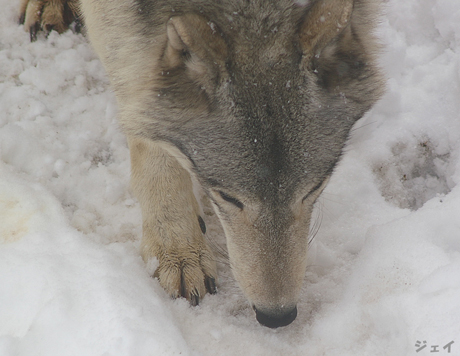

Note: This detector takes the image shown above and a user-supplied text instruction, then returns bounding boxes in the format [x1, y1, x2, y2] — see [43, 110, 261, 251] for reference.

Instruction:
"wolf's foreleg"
[19, 0, 80, 41]
[128, 136, 217, 305]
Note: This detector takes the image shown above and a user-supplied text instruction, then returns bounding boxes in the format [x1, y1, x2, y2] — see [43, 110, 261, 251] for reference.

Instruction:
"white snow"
[1, 0, 460, 355]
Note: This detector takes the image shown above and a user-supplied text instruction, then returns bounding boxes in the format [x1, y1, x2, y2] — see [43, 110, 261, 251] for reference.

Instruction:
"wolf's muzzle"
[254, 305, 297, 328]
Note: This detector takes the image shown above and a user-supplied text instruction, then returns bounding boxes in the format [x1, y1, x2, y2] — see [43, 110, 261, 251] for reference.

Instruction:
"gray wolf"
[19, 0, 384, 328]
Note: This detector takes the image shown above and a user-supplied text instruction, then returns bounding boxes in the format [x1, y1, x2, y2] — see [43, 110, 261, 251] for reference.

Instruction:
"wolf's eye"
[218, 191, 244, 210]
[302, 181, 325, 203]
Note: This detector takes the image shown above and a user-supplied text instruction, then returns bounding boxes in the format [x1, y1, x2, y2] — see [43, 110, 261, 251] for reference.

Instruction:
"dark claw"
[29, 23, 40, 42]
[205, 276, 217, 295]
[19, 14, 25, 25]
[44, 24, 55, 38]
[73, 17, 83, 33]
[181, 269, 201, 306]
[180, 271, 187, 299]
[190, 290, 200, 306]
[198, 216, 206, 234]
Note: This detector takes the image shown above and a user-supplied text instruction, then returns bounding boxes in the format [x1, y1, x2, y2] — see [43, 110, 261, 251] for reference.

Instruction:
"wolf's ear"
[164, 14, 227, 73]
[299, 0, 353, 61]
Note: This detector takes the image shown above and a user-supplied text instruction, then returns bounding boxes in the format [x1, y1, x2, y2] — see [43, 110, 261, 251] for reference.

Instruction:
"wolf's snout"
[253, 305, 297, 328]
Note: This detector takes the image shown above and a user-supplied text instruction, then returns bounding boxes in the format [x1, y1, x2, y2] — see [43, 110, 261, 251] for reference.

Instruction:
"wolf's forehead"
[218, 0, 304, 35]
[230, 43, 298, 73]
[194, 126, 322, 195]
[215, 2, 304, 61]
[228, 25, 300, 67]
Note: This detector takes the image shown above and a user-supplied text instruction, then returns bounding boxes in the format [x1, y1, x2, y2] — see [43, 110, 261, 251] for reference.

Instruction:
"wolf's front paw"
[149, 241, 217, 306]
[19, 0, 80, 41]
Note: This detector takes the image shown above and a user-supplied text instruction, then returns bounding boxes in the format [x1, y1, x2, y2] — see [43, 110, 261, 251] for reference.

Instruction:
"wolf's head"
[125, 0, 383, 327]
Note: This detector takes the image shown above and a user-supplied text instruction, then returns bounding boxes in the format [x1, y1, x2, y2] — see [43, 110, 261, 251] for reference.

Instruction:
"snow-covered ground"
[1, 0, 460, 355]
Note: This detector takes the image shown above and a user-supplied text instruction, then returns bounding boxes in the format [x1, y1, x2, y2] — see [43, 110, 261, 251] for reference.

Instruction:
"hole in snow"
[373, 138, 453, 210]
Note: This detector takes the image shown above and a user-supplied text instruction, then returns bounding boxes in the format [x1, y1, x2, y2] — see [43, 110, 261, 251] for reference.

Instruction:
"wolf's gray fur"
[20, 0, 384, 327]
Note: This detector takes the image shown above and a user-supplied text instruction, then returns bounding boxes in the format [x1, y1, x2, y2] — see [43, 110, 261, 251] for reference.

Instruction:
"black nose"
[254, 306, 297, 328]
